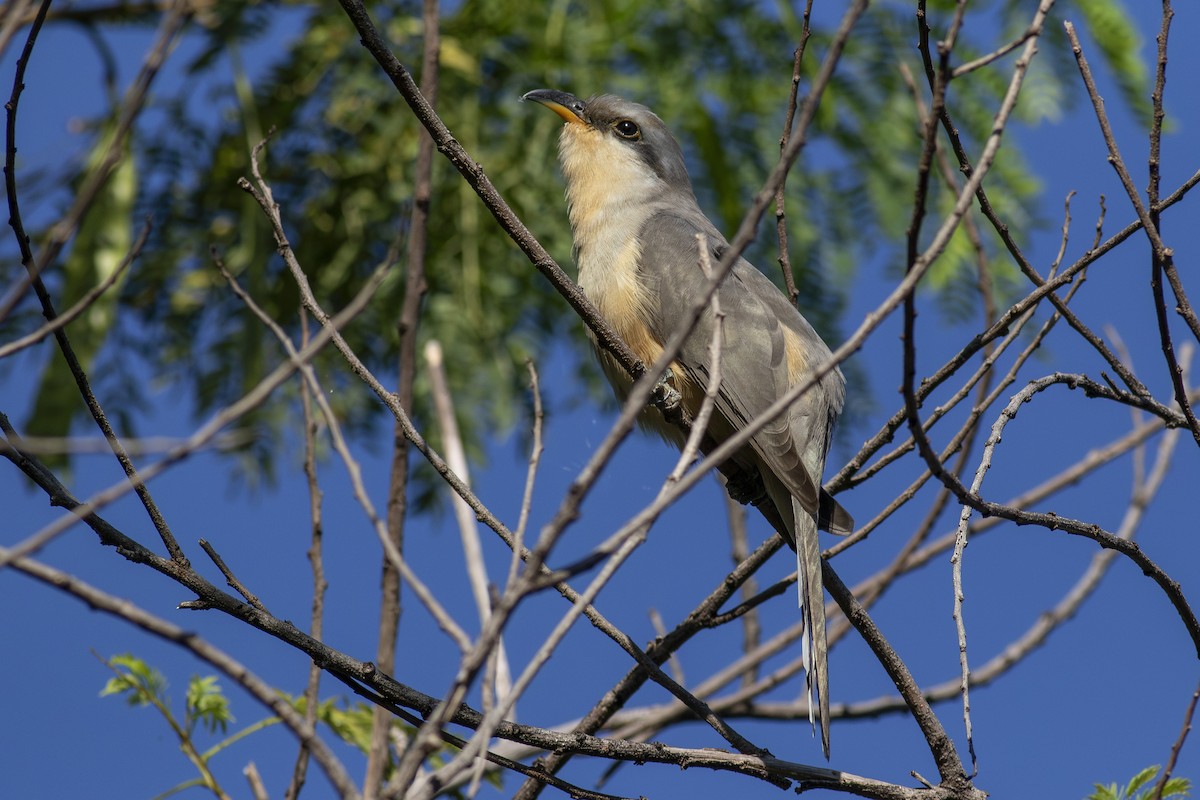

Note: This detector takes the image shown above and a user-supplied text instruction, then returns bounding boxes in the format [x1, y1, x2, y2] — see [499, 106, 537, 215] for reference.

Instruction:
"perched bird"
[524, 89, 851, 758]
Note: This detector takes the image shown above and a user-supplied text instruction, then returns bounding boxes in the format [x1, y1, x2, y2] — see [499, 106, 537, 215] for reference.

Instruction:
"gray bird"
[524, 89, 851, 758]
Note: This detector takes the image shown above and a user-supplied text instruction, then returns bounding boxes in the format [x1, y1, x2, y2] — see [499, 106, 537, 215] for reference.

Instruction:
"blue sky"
[3, 3, 1199, 799]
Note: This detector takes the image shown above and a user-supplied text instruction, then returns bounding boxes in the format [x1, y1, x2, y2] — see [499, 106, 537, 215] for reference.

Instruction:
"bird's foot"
[651, 371, 682, 412]
[724, 466, 769, 507]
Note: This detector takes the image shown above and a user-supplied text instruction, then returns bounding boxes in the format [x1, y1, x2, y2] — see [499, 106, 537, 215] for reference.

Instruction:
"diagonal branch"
[4, 0, 191, 563]
[6, 553, 361, 800]
[909, 372, 1200, 654]
[1063, 19, 1200, 448]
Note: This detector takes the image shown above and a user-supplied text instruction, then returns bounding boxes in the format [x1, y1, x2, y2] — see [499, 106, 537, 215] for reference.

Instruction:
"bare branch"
[367, 0, 441, 791]
[832, 166, 1199, 494]
[198, 538, 268, 614]
[775, 0, 815, 304]
[425, 337, 515, 704]
[1063, 19, 1200, 446]
[216, 254, 472, 653]
[0, 219, 147, 358]
[284, 310, 327, 800]
[509, 360, 544, 578]
[920, 372, 1200, 651]
[6, 553, 361, 800]
[0, 270, 380, 570]
[1151, 680, 1199, 800]
[826, 405, 1178, 723]
[4, 0, 190, 563]
[243, 762, 268, 800]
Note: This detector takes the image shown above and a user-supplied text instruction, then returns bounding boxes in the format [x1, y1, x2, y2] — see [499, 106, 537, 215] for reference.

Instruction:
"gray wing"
[636, 209, 846, 529]
[637, 208, 844, 758]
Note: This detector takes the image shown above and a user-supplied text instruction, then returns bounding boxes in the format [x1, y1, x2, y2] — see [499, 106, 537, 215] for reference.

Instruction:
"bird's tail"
[818, 488, 854, 536]
[794, 496, 831, 760]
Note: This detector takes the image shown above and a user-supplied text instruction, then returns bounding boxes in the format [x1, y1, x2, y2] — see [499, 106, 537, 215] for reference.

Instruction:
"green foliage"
[1087, 765, 1191, 800]
[101, 654, 236, 736]
[17, 0, 1151, 484]
[100, 654, 241, 798]
[298, 695, 379, 755]
[186, 675, 234, 735]
[100, 653, 170, 709]
[99, 656, 490, 797]
[1073, 0, 1152, 127]
[287, 695, 499, 790]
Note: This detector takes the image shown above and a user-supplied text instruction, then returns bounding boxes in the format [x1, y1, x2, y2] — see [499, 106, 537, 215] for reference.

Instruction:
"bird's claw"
[725, 467, 769, 507]
[652, 372, 682, 412]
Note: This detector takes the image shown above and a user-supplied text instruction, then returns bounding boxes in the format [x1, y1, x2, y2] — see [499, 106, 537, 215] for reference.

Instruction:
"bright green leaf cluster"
[1088, 765, 1191, 800]
[100, 655, 477, 797]
[100, 653, 168, 708]
[100, 654, 236, 739]
[186, 675, 234, 736]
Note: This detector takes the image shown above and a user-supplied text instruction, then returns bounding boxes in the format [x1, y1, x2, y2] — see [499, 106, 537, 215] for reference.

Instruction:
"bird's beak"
[522, 89, 588, 126]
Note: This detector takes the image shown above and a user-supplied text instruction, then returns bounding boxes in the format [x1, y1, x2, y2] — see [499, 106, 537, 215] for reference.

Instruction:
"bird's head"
[522, 90, 694, 208]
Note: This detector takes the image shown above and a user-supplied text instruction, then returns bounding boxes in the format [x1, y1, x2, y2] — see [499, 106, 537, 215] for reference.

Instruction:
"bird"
[523, 89, 852, 758]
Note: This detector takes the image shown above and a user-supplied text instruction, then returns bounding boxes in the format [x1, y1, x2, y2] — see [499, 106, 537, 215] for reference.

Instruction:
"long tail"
[794, 496, 830, 759]
[818, 488, 854, 536]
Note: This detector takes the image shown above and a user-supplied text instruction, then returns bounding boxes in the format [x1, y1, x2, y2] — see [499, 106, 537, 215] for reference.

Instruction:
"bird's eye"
[614, 120, 640, 139]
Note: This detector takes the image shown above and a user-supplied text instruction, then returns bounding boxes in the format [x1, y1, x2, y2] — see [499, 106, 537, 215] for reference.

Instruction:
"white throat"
[558, 125, 663, 303]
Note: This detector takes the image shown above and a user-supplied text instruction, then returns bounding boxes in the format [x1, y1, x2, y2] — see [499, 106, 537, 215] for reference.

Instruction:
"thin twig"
[284, 309, 326, 800]
[0, 0, 39, 66]
[832, 166, 1198, 493]
[425, 338, 514, 706]
[816, 407, 1179, 724]
[0, 263, 385, 570]
[366, 0, 440, 791]
[724, 490, 760, 689]
[198, 539, 268, 613]
[905, 2, 974, 780]
[7, 553, 361, 800]
[1150, 679, 1199, 800]
[951, 24, 1040, 78]
[3, 0, 191, 563]
[775, 0, 815, 304]
[0, 431, 249, 456]
[508, 360, 544, 584]
[666, 234, 725, 481]
[930, 373, 1200, 650]
[0, 220, 148, 358]
[1063, 20, 1200, 447]
[244, 763, 268, 800]
[216, 256, 471, 653]
[648, 609, 686, 687]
